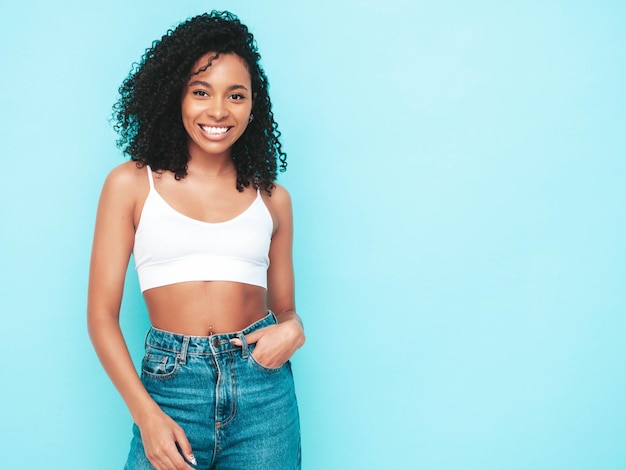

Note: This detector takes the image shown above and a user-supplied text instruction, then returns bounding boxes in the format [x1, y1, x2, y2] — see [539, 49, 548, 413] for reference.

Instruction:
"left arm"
[234, 184, 305, 367]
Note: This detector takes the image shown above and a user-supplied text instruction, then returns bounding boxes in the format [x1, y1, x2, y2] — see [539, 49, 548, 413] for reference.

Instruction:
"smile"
[200, 125, 230, 135]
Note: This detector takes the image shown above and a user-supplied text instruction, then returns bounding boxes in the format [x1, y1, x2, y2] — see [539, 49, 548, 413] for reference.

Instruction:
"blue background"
[1, 1, 625, 468]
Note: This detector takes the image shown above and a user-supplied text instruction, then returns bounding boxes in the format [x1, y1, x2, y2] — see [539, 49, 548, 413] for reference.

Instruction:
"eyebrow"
[187, 80, 249, 92]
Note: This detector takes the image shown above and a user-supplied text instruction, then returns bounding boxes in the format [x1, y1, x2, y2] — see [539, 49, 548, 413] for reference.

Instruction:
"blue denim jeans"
[125, 312, 301, 469]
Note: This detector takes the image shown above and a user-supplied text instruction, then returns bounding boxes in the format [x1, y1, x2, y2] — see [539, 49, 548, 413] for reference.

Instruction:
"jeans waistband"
[145, 311, 276, 357]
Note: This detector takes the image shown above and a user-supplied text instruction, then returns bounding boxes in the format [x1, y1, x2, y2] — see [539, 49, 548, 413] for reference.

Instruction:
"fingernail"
[230, 338, 242, 345]
[189, 454, 197, 466]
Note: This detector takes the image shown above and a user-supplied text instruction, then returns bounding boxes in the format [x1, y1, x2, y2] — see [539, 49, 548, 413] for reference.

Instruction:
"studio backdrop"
[1, 0, 625, 468]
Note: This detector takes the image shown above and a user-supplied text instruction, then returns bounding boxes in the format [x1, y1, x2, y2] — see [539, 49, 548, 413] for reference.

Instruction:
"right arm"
[87, 164, 194, 470]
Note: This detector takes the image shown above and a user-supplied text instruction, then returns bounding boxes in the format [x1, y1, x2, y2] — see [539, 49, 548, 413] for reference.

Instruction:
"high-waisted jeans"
[124, 312, 301, 469]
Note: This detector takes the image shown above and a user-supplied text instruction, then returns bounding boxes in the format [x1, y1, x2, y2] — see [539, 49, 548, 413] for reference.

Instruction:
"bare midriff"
[143, 281, 268, 336]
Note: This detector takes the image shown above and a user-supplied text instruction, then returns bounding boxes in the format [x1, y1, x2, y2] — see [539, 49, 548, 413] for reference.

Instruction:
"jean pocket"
[142, 348, 180, 380]
[248, 351, 287, 374]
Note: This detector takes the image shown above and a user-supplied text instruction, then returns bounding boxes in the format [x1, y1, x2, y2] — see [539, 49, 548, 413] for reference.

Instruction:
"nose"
[206, 97, 229, 120]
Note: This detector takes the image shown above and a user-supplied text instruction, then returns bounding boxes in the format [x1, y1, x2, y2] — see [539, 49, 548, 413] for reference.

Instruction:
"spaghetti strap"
[146, 165, 155, 189]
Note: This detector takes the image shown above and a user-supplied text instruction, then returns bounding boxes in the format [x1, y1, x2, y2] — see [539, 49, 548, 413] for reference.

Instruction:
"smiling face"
[181, 53, 253, 161]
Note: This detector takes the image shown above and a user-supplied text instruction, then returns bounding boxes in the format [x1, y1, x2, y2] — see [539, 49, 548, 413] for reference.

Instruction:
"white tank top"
[133, 166, 272, 292]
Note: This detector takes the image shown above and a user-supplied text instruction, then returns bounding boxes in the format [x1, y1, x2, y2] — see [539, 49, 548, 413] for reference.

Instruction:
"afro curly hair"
[112, 11, 286, 193]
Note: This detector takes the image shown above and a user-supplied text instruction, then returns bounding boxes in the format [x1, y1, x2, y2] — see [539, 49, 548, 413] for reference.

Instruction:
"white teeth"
[201, 126, 229, 135]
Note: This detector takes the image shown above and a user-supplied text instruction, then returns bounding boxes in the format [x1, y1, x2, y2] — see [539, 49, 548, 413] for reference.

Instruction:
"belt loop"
[178, 336, 190, 365]
[238, 332, 249, 359]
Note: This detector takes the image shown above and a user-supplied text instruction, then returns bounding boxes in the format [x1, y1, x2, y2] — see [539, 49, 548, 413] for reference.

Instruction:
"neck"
[187, 167, 237, 178]
[186, 155, 236, 178]
[186, 140, 235, 177]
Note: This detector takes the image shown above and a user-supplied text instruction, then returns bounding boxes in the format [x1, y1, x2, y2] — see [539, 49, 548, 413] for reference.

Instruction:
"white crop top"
[133, 166, 272, 292]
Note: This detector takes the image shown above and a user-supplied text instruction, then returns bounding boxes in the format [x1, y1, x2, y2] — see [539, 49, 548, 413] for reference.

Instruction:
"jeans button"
[212, 337, 220, 348]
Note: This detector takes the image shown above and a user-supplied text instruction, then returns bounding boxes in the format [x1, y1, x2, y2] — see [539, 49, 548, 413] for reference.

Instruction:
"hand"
[137, 409, 196, 469]
[231, 319, 305, 369]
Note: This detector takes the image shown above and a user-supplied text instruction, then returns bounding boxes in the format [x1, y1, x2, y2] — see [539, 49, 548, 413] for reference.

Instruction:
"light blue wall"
[1, 1, 625, 468]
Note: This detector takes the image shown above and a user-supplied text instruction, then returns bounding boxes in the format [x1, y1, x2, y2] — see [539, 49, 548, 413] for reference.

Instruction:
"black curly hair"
[113, 11, 286, 193]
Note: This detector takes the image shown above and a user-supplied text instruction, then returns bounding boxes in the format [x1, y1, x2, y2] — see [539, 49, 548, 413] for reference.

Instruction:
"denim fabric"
[125, 312, 301, 469]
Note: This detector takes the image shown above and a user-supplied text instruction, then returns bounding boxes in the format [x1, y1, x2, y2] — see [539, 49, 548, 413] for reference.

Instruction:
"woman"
[88, 11, 304, 469]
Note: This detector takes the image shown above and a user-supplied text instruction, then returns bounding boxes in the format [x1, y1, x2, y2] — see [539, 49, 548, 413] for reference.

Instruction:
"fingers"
[146, 440, 194, 470]
[251, 329, 291, 369]
[229, 327, 266, 347]
[140, 417, 195, 470]
[173, 426, 197, 467]
[244, 328, 265, 345]
[228, 324, 301, 368]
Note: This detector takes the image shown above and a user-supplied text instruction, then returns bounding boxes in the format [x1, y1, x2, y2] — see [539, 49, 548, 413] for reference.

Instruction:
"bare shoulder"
[97, 161, 150, 222]
[264, 183, 292, 209]
[100, 161, 149, 201]
[104, 161, 147, 189]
